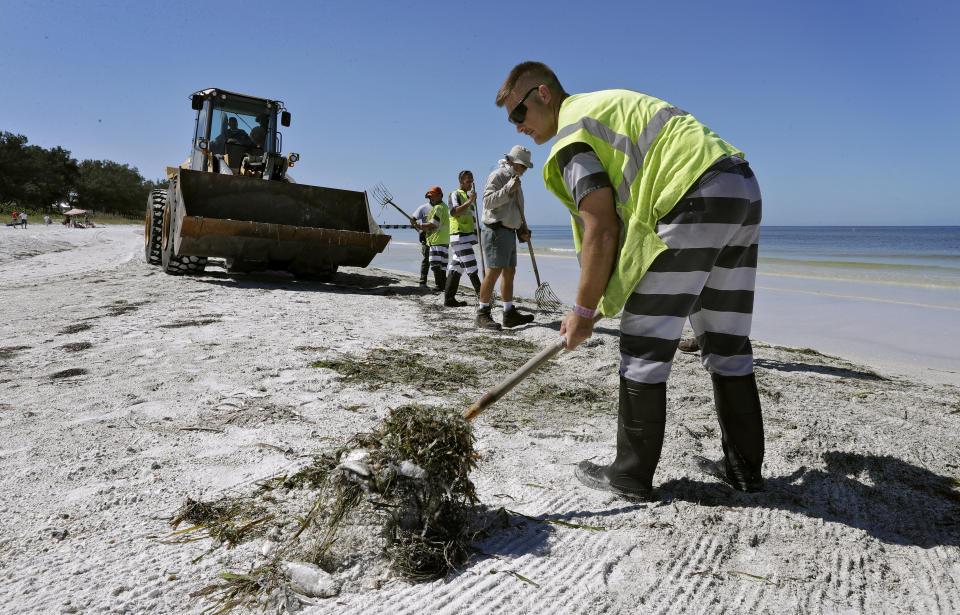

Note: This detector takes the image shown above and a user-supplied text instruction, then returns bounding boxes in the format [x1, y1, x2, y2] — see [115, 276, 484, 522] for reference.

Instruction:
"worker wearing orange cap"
[412, 187, 438, 287]
[417, 186, 450, 292]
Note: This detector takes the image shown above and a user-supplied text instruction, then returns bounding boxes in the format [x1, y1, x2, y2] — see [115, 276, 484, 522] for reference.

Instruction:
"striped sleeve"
[555, 142, 612, 208]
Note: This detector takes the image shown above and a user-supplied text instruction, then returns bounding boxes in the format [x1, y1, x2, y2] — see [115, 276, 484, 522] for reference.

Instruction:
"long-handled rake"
[464, 313, 603, 421]
[471, 181, 485, 278]
[373, 183, 417, 226]
[519, 210, 565, 313]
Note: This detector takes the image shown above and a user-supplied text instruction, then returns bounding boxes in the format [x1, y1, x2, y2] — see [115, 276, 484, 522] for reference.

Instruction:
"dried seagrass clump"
[170, 496, 270, 548]
[369, 404, 478, 579]
[185, 405, 480, 613]
[315, 404, 479, 580]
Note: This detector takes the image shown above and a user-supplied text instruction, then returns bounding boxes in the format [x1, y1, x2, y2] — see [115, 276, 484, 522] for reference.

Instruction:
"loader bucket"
[170, 169, 390, 273]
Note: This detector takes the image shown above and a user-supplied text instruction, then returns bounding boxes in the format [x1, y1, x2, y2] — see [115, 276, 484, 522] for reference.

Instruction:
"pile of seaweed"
[174, 404, 480, 612]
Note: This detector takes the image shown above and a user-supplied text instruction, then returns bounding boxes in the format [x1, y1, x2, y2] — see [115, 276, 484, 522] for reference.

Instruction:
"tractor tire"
[160, 190, 207, 275]
[144, 189, 166, 265]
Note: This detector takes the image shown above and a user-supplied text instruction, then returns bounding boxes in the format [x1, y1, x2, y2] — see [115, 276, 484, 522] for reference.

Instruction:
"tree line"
[0, 130, 165, 217]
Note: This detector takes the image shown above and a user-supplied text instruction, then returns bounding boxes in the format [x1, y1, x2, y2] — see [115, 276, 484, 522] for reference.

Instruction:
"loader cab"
[188, 88, 293, 179]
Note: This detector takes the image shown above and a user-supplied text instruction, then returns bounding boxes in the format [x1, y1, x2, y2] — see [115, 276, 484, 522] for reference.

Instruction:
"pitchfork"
[519, 210, 565, 313]
[373, 183, 417, 226]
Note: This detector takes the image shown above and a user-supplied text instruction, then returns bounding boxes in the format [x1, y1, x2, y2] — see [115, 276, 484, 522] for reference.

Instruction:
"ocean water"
[759, 226, 960, 289]
[373, 225, 960, 292]
[369, 225, 960, 378]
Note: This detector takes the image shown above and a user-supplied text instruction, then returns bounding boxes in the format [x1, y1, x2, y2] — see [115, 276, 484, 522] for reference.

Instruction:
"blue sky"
[1, 0, 957, 226]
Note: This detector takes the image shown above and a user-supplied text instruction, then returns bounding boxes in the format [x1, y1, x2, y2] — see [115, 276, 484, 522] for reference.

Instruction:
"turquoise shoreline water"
[369, 226, 960, 378]
[373, 225, 960, 291]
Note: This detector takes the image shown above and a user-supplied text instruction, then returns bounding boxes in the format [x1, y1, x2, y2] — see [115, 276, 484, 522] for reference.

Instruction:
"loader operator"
[211, 117, 254, 153]
[444, 171, 482, 308]
[496, 61, 765, 502]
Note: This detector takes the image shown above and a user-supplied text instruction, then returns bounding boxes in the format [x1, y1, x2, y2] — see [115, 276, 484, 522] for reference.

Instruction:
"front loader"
[144, 88, 389, 279]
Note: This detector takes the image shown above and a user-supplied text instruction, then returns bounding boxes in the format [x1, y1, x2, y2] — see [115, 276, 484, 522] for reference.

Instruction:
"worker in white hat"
[475, 145, 536, 330]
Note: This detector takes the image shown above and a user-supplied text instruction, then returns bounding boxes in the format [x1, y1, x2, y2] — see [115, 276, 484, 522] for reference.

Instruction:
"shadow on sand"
[755, 357, 888, 381]
[659, 451, 960, 548]
[192, 267, 436, 298]
[469, 501, 647, 564]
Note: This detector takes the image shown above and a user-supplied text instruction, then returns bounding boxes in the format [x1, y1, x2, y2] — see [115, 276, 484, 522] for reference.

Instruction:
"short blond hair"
[495, 61, 567, 107]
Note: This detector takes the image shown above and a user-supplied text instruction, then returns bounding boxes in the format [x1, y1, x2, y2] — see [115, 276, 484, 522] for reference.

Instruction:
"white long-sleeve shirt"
[481, 161, 524, 229]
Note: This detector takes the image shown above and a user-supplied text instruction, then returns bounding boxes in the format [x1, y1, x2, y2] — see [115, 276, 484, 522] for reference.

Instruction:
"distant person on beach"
[496, 61, 764, 501]
[19, 212, 27, 228]
[419, 186, 450, 294]
[12, 212, 19, 228]
[444, 171, 481, 308]
[476, 145, 536, 331]
[426, 186, 452, 293]
[44, 215, 51, 225]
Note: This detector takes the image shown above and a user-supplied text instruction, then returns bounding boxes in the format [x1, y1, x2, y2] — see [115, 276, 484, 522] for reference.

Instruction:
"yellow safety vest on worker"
[448, 189, 476, 236]
[543, 89, 744, 317]
[426, 202, 450, 246]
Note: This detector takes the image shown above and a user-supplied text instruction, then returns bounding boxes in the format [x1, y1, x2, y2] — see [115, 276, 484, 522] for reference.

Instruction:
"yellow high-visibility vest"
[543, 89, 743, 316]
[426, 202, 450, 246]
[448, 189, 476, 236]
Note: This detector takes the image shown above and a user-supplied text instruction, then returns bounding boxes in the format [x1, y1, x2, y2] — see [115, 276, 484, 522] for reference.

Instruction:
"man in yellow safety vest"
[495, 61, 765, 502]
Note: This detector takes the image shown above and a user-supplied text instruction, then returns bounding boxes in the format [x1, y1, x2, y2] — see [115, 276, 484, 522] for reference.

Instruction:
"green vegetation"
[519, 383, 610, 406]
[313, 348, 478, 389]
[1, 130, 165, 216]
[458, 335, 537, 361]
[169, 497, 272, 551]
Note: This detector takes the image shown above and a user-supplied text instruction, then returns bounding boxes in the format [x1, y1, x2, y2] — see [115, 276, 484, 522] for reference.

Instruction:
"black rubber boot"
[706, 373, 765, 492]
[444, 271, 467, 307]
[502, 306, 534, 328]
[474, 305, 502, 330]
[468, 272, 482, 295]
[575, 376, 665, 501]
[433, 269, 446, 293]
[419, 242, 430, 285]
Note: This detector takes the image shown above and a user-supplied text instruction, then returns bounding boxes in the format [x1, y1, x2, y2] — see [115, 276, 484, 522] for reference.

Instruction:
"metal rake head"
[372, 182, 393, 205]
[372, 182, 394, 215]
[535, 282, 566, 313]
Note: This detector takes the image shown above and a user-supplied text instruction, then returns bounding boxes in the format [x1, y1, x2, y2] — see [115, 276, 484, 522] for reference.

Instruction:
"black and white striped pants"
[448, 234, 479, 275]
[620, 161, 761, 384]
[428, 244, 449, 272]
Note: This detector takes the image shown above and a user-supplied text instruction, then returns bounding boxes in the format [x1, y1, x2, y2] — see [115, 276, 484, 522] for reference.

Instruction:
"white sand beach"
[1, 224, 958, 614]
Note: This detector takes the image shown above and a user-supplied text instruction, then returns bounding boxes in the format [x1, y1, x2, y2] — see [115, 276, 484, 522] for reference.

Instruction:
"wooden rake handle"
[385, 198, 417, 225]
[472, 183, 485, 277]
[525, 238, 542, 287]
[518, 210, 541, 286]
[463, 313, 603, 421]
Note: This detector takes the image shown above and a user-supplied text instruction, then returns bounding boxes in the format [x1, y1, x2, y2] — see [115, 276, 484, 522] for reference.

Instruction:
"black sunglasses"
[508, 85, 541, 124]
